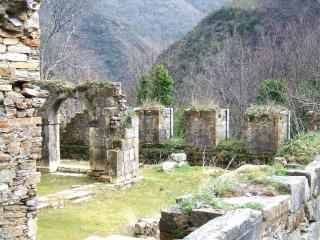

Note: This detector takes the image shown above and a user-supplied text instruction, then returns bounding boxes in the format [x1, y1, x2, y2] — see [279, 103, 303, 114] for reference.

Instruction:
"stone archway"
[36, 81, 140, 181]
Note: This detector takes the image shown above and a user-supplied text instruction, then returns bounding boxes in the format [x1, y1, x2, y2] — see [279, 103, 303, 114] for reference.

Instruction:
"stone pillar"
[136, 107, 173, 145]
[244, 110, 290, 154]
[307, 111, 320, 134]
[185, 108, 229, 150]
[0, 1, 42, 239]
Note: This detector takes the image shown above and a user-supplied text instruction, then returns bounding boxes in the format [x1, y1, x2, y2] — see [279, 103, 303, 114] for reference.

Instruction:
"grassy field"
[38, 174, 96, 196]
[37, 165, 209, 240]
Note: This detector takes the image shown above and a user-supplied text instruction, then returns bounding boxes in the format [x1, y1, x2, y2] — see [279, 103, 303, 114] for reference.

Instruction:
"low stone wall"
[136, 108, 173, 145]
[159, 156, 320, 240]
[244, 111, 290, 154]
[185, 109, 229, 150]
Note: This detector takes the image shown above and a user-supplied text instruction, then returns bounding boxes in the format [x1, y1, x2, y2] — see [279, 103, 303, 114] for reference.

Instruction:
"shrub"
[137, 75, 152, 105]
[256, 79, 288, 104]
[277, 133, 320, 164]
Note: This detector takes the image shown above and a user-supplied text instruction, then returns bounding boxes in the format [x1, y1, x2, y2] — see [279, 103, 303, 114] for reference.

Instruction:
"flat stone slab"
[268, 176, 310, 212]
[57, 164, 90, 174]
[287, 169, 320, 197]
[162, 161, 177, 172]
[184, 209, 262, 240]
[222, 195, 290, 222]
[171, 153, 187, 163]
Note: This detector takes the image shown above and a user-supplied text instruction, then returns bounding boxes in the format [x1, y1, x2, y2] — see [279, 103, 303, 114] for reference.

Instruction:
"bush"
[277, 133, 320, 164]
[256, 79, 288, 104]
[216, 140, 246, 151]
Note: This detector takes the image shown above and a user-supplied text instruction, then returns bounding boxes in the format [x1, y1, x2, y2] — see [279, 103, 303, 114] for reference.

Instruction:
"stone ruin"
[244, 108, 290, 154]
[35, 81, 139, 182]
[184, 108, 230, 150]
[0, 0, 42, 239]
[307, 111, 320, 134]
[135, 107, 173, 145]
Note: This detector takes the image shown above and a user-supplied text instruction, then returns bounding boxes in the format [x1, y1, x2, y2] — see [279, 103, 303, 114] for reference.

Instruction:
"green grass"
[38, 174, 96, 196]
[277, 133, 320, 164]
[37, 165, 205, 240]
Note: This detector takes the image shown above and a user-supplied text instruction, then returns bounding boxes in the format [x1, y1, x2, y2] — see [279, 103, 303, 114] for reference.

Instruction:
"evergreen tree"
[137, 74, 152, 105]
[152, 64, 174, 107]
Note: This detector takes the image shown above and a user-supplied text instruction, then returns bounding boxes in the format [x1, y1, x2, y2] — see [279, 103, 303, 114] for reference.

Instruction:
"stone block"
[284, 229, 301, 240]
[162, 161, 177, 172]
[184, 209, 262, 240]
[7, 44, 31, 54]
[189, 208, 225, 228]
[268, 176, 310, 212]
[0, 84, 12, 92]
[2, 38, 20, 45]
[287, 169, 320, 197]
[159, 205, 189, 233]
[0, 53, 27, 61]
[0, 44, 6, 53]
[304, 196, 320, 222]
[135, 217, 159, 238]
[287, 207, 305, 232]
[171, 153, 187, 163]
[10, 61, 39, 69]
[301, 222, 320, 240]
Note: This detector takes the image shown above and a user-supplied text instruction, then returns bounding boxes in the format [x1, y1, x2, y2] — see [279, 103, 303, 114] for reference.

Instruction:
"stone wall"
[159, 156, 320, 240]
[136, 108, 173, 145]
[185, 109, 229, 150]
[307, 112, 320, 134]
[61, 110, 89, 145]
[0, 1, 42, 239]
[244, 111, 290, 154]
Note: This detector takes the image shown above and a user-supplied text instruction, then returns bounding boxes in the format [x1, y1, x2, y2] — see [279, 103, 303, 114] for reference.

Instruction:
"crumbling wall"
[0, 1, 43, 239]
[244, 111, 290, 154]
[61, 111, 89, 145]
[185, 109, 229, 150]
[307, 112, 320, 133]
[136, 108, 173, 145]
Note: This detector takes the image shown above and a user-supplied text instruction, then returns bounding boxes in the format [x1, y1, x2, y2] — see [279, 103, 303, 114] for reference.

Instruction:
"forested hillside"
[159, 0, 320, 135]
[39, 0, 228, 83]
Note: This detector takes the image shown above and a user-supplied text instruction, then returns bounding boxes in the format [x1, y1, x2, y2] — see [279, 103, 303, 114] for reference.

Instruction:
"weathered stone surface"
[160, 206, 189, 233]
[244, 110, 290, 154]
[135, 218, 159, 238]
[269, 176, 310, 212]
[171, 153, 187, 163]
[304, 196, 320, 222]
[184, 209, 262, 240]
[162, 161, 177, 172]
[301, 222, 320, 240]
[287, 169, 320, 197]
[189, 208, 225, 228]
[185, 109, 230, 150]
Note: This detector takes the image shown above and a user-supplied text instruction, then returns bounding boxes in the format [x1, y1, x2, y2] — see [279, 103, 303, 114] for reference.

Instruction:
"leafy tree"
[256, 79, 288, 104]
[152, 64, 175, 107]
[137, 75, 152, 105]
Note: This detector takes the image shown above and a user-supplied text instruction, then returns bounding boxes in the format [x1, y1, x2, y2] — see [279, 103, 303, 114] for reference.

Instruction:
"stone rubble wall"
[244, 111, 290, 155]
[307, 112, 320, 134]
[61, 110, 90, 145]
[0, 1, 43, 239]
[159, 156, 320, 240]
[185, 109, 229, 150]
[136, 108, 173, 145]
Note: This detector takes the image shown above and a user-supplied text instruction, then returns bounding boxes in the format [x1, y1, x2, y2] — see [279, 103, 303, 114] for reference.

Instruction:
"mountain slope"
[159, 0, 320, 85]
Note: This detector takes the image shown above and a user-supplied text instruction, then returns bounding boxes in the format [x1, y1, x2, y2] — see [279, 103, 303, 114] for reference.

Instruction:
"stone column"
[0, 1, 42, 239]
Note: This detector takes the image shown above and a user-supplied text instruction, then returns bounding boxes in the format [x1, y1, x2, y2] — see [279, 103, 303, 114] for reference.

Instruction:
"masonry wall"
[307, 112, 320, 133]
[0, 1, 43, 239]
[61, 111, 89, 145]
[244, 111, 290, 154]
[136, 108, 173, 145]
[185, 109, 229, 150]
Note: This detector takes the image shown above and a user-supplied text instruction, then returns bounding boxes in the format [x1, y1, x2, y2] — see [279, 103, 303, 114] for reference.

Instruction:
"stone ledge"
[0, 117, 42, 127]
[183, 209, 262, 240]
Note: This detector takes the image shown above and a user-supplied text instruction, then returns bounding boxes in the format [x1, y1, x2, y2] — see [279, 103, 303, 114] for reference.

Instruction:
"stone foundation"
[185, 109, 229, 150]
[136, 107, 173, 145]
[244, 110, 290, 154]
